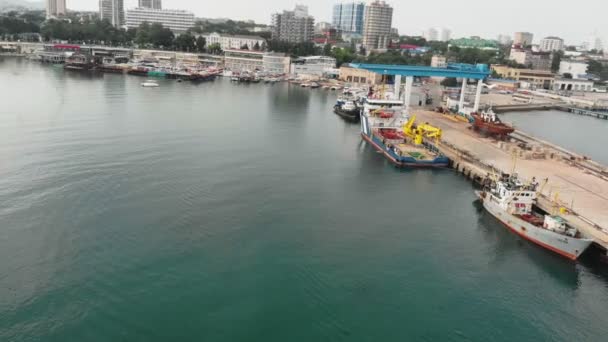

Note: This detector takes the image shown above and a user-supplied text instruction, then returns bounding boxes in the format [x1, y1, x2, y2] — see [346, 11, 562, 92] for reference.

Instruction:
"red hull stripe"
[498, 219, 578, 260]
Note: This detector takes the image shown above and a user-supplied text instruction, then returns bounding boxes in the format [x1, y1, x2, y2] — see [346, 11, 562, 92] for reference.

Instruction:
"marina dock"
[413, 109, 608, 254]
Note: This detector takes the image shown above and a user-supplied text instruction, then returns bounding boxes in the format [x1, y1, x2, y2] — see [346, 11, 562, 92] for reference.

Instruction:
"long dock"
[413, 109, 608, 255]
[557, 107, 608, 120]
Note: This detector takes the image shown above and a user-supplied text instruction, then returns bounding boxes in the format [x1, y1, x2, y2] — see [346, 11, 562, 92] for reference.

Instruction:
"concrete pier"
[413, 109, 608, 254]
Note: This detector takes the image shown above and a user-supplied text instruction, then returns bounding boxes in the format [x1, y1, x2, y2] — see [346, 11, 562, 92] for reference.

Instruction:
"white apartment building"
[126, 8, 195, 33]
[290, 56, 337, 77]
[46, 0, 66, 18]
[539, 36, 564, 52]
[100, 0, 124, 28]
[203, 33, 266, 51]
[263, 53, 291, 74]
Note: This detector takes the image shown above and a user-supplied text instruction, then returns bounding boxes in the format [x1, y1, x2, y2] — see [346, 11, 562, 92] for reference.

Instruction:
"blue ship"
[360, 98, 450, 168]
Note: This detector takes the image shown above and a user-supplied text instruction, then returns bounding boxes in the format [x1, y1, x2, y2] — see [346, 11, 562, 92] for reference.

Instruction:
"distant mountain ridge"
[0, 0, 45, 11]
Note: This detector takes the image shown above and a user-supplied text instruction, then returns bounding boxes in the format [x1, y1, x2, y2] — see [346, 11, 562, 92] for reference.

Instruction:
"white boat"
[141, 80, 159, 87]
[476, 174, 593, 260]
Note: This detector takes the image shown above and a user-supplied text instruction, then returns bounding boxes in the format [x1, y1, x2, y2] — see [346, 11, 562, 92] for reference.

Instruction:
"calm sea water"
[502, 110, 608, 165]
[1, 58, 608, 341]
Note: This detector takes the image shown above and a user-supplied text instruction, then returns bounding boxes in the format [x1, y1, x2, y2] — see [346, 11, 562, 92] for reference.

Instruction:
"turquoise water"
[502, 110, 608, 165]
[1, 58, 608, 341]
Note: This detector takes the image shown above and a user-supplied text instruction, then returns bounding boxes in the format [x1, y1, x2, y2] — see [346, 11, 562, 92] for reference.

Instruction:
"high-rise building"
[271, 5, 315, 43]
[440, 28, 451, 42]
[332, 2, 365, 34]
[539, 36, 564, 52]
[46, 0, 66, 18]
[99, 0, 124, 28]
[138, 0, 162, 10]
[513, 32, 534, 46]
[362, 1, 393, 51]
[497, 34, 512, 45]
[126, 8, 195, 33]
[423, 28, 438, 42]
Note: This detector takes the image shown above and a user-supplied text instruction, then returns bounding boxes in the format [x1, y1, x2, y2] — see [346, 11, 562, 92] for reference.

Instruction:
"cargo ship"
[471, 108, 514, 137]
[476, 174, 593, 260]
[360, 98, 449, 168]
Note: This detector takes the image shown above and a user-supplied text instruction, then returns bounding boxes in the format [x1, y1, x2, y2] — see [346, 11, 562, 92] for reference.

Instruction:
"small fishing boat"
[141, 80, 159, 87]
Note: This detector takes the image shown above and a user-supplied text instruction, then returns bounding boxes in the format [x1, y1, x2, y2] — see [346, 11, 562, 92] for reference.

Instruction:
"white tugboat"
[476, 174, 593, 260]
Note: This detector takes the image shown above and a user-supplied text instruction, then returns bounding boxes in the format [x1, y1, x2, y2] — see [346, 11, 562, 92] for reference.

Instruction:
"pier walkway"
[413, 110, 608, 251]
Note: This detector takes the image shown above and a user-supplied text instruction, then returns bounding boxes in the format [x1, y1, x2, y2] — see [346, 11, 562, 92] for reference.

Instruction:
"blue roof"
[348, 63, 490, 79]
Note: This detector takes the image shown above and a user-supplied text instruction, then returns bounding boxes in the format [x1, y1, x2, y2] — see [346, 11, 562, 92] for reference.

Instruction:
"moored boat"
[471, 108, 515, 137]
[334, 100, 360, 121]
[141, 80, 159, 87]
[360, 98, 449, 168]
[476, 174, 593, 260]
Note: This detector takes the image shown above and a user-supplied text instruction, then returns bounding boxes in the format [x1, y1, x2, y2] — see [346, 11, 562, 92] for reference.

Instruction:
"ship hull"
[361, 133, 449, 168]
[477, 191, 593, 260]
[334, 106, 360, 122]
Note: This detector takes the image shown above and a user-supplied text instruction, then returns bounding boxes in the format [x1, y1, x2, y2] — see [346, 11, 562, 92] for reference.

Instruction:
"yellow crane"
[402, 115, 442, 145]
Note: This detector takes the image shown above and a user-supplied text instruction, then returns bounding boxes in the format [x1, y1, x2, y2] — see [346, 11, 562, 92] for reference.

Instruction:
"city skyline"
[71, 0, 606, 45]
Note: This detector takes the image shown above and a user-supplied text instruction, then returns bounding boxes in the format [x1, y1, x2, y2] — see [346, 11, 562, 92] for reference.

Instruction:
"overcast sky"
[71, 0, 606, 45]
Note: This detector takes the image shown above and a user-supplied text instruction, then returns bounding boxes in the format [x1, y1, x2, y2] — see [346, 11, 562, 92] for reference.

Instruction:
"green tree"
[135, 22, 150, 47]
[332, 47, 355, 67]
[563, 73, 573, 79]
[195, 36, 206, 52]
[240, 43, 249, 50]
[148, 23, 174, 48]
[323, 43, 332, 56]
[253, 41, 260, 51]
[551, 51, 563, 73]
[174, 32, 196, 51]
[207, 43, 222, 55]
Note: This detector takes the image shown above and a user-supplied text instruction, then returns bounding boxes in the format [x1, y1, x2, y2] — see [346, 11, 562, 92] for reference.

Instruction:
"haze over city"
[70, 0, 606, 44]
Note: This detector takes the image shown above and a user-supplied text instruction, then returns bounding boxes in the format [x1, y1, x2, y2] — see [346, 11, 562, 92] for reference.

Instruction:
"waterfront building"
[271, 5, 315, 43]
[224, 49, 265, 72]
[99, 0, 124, 28]
[539, 36, 564, 52]
[126, 8, 195, 33]
[554, 78, 594, 92]
[339, 66, 383, 85]
[362, 1, 393, 51]
[138, 0, 161, 10]
[449, 37, 499, 50]
[491, 65, 555, 89]
[291, 56, 338, 77]
[263, 53, 291, 74]
[559, 60, 589, 78]
[202, 33, 265, 51]
[332, 2, 365, 34]
[223, 49, 290, 74]
[46, 0, 66, 19]
[513, 32, 534, 46]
